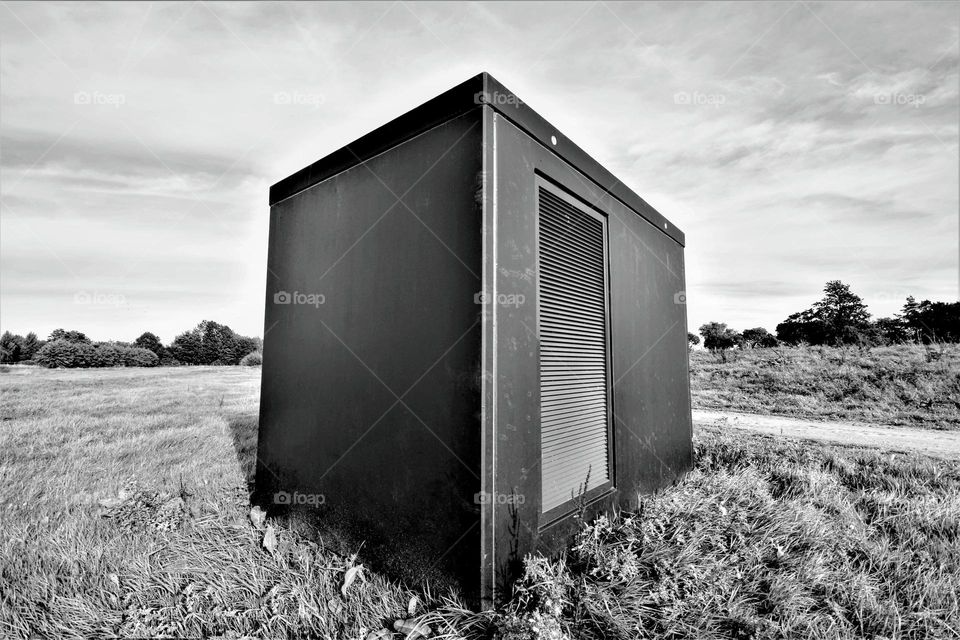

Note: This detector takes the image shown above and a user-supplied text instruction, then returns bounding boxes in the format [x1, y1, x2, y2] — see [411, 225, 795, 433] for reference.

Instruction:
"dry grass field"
[690, 344, 960, 430]
[1, 357, 958, 639]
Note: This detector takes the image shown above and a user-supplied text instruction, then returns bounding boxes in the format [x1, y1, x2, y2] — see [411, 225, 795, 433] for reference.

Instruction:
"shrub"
[91, 343, 124, 367]
[159, 354, 181, 367]
[240, 351, 262, 366]
[36, 340, 82, 368]
[75, 343, 98, 367]
[699, 322, 743, 362]
[123, 347, 159, 367]
[742, 327, 779, 348]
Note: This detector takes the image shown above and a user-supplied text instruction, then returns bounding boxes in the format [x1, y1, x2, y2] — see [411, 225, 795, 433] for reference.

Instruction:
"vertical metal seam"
[479, 106, 490, 606]
[489, 110, 498, 603]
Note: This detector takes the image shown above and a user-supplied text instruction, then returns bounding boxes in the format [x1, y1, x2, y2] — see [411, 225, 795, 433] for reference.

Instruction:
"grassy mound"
[690, 344, 960, 429]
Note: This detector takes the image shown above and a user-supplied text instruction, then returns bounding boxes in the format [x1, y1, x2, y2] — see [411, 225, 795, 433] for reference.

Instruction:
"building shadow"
[225, 411, 259, 495]
[223, 408, 482, 607]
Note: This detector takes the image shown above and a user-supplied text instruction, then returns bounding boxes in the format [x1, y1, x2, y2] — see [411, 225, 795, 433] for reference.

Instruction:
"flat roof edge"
[268, 74, 485, 207]
[269, 72, 685, 246]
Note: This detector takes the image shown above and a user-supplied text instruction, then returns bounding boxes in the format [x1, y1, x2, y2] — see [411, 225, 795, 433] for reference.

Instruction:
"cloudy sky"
[1, 1, 957, 343]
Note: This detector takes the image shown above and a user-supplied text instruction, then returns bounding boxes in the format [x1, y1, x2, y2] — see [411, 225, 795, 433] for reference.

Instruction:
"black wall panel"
[257, 111, 483, 590]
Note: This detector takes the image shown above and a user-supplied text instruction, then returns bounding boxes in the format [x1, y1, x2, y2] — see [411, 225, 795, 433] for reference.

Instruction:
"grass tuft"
[490, 428, 960, 639]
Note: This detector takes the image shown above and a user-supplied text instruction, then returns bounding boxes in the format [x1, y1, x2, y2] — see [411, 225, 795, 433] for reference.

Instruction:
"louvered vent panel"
[538, 186, 610, 513]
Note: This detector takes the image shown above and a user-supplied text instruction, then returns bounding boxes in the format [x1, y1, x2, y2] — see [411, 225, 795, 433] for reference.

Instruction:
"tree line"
[690, 280, 960, 360]
[0, 320, 261, 368]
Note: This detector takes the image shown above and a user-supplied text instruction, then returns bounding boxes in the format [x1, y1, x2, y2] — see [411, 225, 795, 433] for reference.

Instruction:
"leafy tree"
[234, 335, 260, 361]
[168, 321, 259, 365]
[776, 281, 870, 345]
[199, 320, 235, 365]
[776, 309, 825, 345]
[134, 332, 166, 359]
[0, 331, 24, 363]
[48, 329, 91, 344]
[159, 352, 181, 366]
[168, 328, 204, 365]
[872, 317, 909, 344]
[901, 296, 920, 320]
[742, 327, 779, 348]
[814, 280, 871, 344]
[687, 332, 700, 348]
[901, 297, 960, 343]
[21, 332, 42, 360]
[699, 322, 742, 362]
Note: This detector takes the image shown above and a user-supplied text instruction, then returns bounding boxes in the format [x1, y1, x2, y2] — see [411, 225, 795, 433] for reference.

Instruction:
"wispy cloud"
[0, 1, 956, 341]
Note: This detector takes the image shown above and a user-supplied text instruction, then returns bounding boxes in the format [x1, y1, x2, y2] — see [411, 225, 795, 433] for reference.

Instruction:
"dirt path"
[693, 409, 960, 461]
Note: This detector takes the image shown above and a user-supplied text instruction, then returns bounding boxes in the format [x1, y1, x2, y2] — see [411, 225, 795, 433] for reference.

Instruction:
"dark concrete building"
[255, 72, 692, 606]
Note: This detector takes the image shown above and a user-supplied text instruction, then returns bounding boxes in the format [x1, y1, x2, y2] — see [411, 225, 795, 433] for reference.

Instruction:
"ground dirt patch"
[694, 409, 960, 461]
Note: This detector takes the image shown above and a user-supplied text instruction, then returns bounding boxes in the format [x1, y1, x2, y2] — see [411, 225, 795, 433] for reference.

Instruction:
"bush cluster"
[239, 351, 262, 366]
[35, 340, 159, 369]
[2, 322, 260, 368]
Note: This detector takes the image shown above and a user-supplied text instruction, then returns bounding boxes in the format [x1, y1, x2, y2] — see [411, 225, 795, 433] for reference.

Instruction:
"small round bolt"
[550, 135, 558, 145]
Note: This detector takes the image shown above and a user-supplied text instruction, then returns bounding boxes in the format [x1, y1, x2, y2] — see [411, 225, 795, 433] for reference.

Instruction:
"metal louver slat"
[540, 402, 608, 424]
[538, 183, 611, 514]
[543, 417, 610, 443]
[542, 376, 607, 389]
